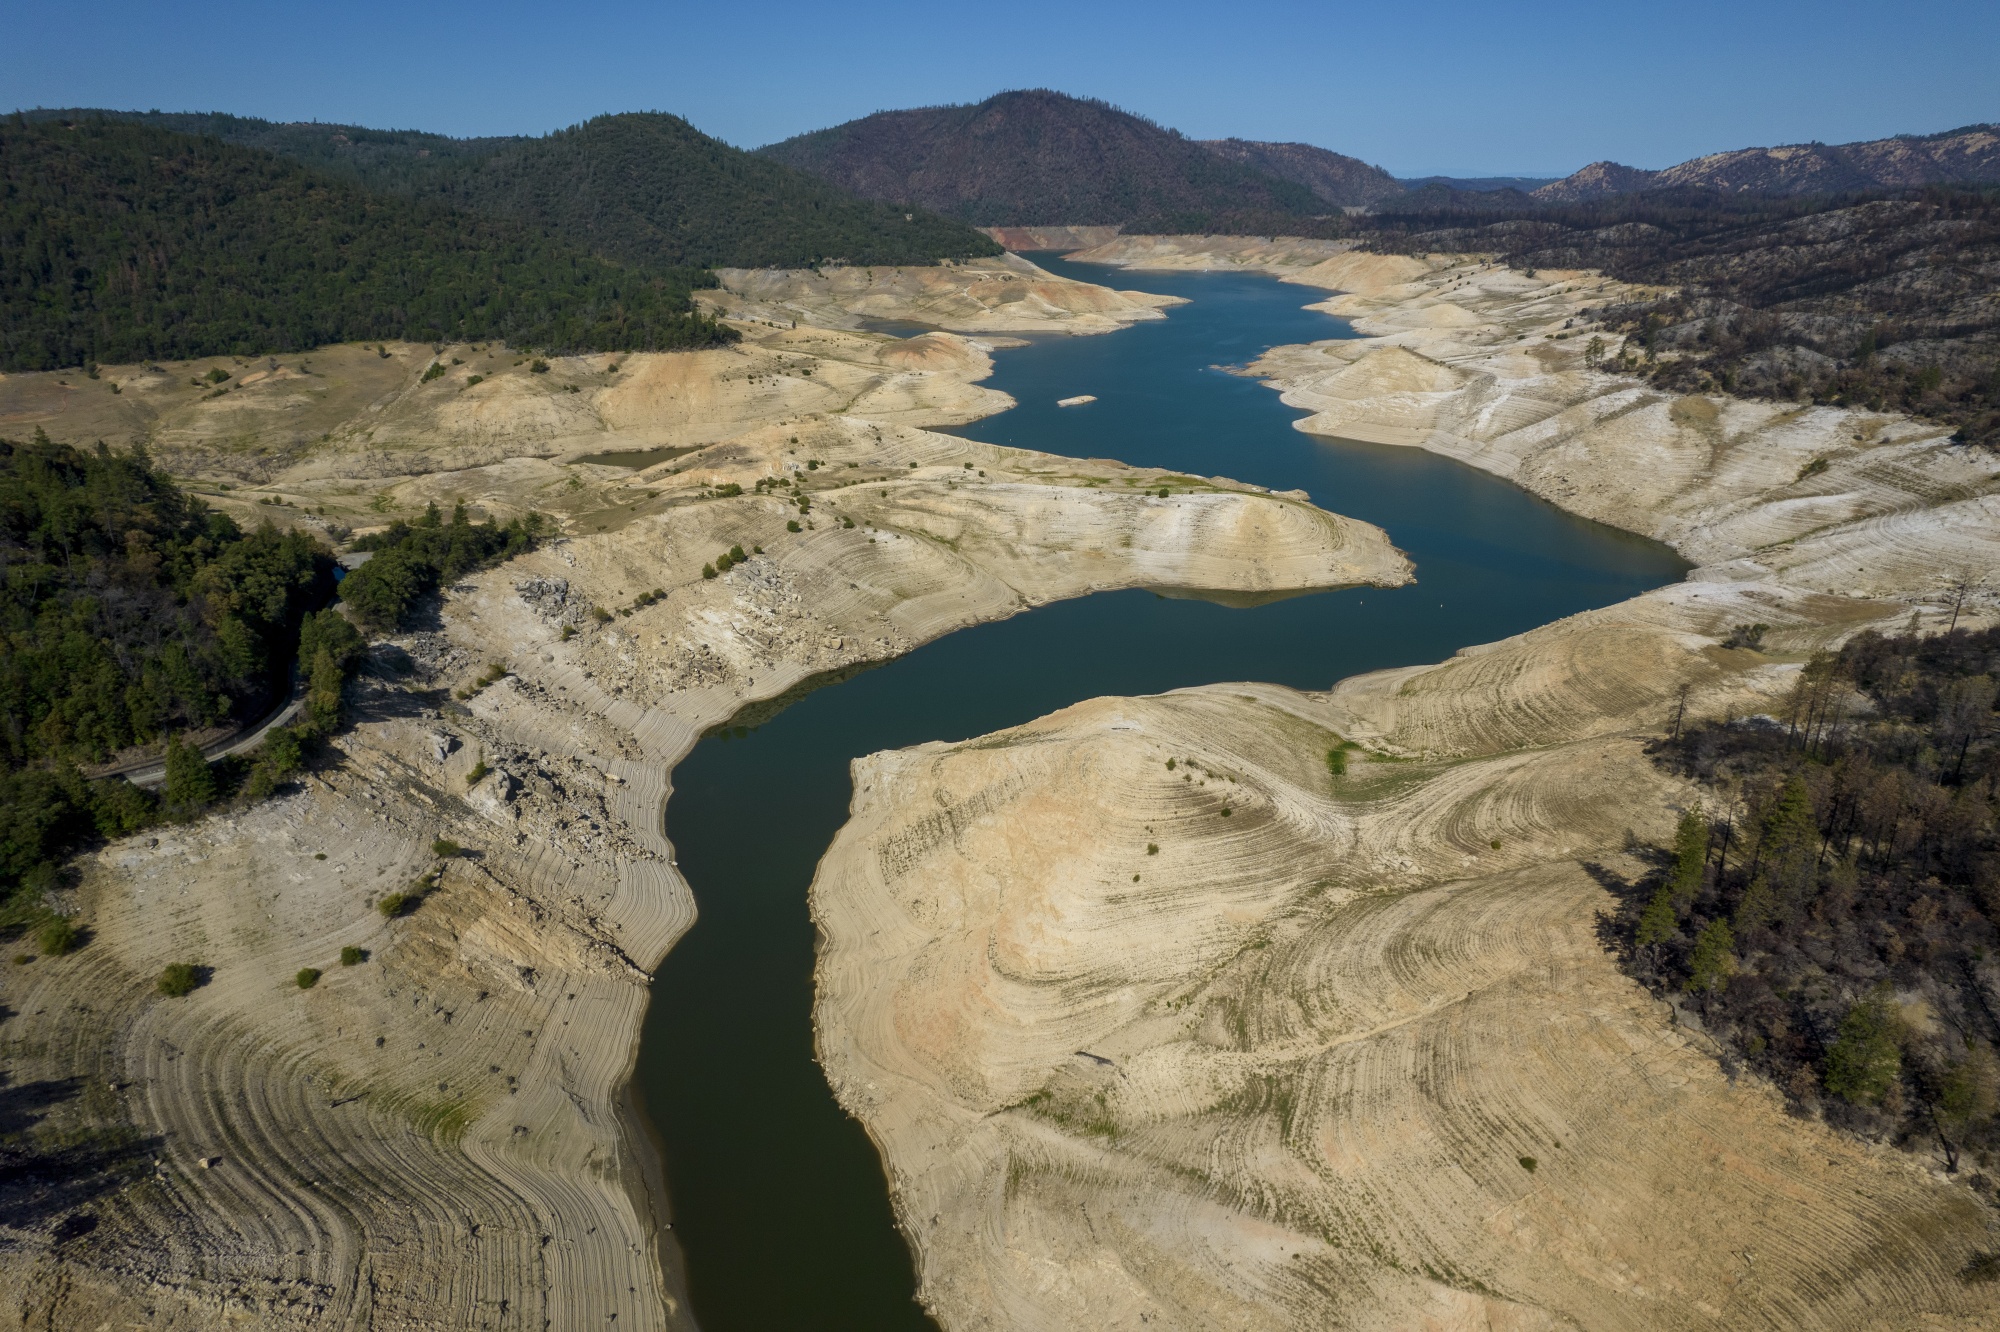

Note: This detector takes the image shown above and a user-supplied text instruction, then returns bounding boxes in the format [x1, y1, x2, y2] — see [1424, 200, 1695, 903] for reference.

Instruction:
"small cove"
[632, 256, 1689, 1330]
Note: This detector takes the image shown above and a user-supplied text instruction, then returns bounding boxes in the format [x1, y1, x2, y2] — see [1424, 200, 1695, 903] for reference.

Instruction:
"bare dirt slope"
[807, 247, 2000, 1330]
[707, 251, 1181, 336]
[0, 266, 1408, 1329]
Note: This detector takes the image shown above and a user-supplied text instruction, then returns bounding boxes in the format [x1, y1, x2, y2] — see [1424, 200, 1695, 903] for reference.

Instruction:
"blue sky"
[4, 0, 1994, 176]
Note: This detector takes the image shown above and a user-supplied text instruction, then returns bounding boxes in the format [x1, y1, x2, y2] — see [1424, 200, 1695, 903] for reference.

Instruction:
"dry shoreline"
[805, 237, 2000, 1329]
[0, 255, 1406, 1329]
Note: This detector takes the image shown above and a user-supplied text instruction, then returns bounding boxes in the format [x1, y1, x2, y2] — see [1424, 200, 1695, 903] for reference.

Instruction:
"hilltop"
[1534, 123, 2000, 201]
[756, 90, 1324, 226]
[29, 108, 1001, 270]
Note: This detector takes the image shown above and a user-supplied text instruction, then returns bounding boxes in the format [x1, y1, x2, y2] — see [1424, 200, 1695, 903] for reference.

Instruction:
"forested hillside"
[1, 118, 728, 371]
[757, 90, 1325, 225]
[1198, 138, 1405, 207]
[419, 113, 1001, 269]
[0, 437, 336, 901]
[30, 108, 1001, 270]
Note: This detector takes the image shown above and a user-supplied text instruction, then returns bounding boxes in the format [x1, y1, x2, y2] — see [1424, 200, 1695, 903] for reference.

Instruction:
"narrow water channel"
[633, 256, 1688, 1330]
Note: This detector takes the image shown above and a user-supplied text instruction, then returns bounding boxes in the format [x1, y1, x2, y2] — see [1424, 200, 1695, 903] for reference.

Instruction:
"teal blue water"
[632, 257, 1687, 1331]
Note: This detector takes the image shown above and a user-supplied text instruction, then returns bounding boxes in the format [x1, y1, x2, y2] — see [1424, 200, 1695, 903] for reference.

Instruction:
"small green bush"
[37, 917, 80, 956]
[701, 563, 717, 579]
[466, 760, 490, 786]
[296, 967, 322, 989]
[590, 606, 612, 623]
[378, 892, 412, 919]
[340, 946, 367, 966]
[1326, 748, 1346, 778]
[465, 374, 485, 387]
[432, 838, 461, 859]
[157, 962, 202, 997]
[1519, 1155, 1538, 1172]
[786, 520, 801, 533]
[529, 359, 550, 373]
[1146, 844, 1159, 855]
[420, 362, 446, 383]
[559, 624, 575, 641]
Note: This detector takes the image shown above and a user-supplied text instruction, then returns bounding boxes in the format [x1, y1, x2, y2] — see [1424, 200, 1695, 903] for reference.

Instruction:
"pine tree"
[1668, 809, 1708, 911]
[1635, 884, 1680, 950]
[1685, 918, 1736, 994]
[162, 734, 217, 812]
[1823, 986, 1901, 1105]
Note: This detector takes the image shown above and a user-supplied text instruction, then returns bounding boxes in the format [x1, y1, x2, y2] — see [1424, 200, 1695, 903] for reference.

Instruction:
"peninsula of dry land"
[808, 237, 2000, 1331]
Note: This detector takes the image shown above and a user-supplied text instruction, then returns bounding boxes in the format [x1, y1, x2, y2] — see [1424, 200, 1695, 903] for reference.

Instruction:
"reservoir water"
[632, 256, 1687, 1330]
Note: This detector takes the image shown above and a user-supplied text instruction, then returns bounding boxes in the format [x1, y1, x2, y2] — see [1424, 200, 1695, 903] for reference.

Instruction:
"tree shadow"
[0, 1071, 160, 1239]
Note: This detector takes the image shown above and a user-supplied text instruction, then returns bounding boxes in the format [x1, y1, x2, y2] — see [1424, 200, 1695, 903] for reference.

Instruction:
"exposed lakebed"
[632, 256, 1687, 1330]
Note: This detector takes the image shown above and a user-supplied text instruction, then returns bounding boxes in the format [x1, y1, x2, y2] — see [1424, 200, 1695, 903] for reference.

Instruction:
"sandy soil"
[0, 264, 1408, 1328]
[807, 243, 2000, 1330]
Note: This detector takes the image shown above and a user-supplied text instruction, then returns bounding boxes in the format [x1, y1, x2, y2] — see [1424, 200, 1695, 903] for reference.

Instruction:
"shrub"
[466, 760, 490, 785]
[786, 520, 801, 533]
[377, 892, 413, 918]
[465, 374, 485, 387]
[340, 946, 367, 966]
[296, 967, 322, 989]
[1723, 622, 1769, 650]
[420, 362, 446, 383]
[1146, 844, 1159, 855]
[590, 606, 612, 623]
[1325, 748, 1346, 778]
[559, 624, 575, 641]
[1518, 1156, 1538, 1172]
[36, 917, 79, 956]
[432, 838, 461, 859]
[157, 962, 202, 997]
[701, 563, 717, 579]
[529, 359, 550, 373]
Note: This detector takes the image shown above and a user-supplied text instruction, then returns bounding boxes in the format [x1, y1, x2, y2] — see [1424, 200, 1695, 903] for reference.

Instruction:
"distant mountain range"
[1534, 124, 2000, 202]
[757, 90, 2000, 225]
